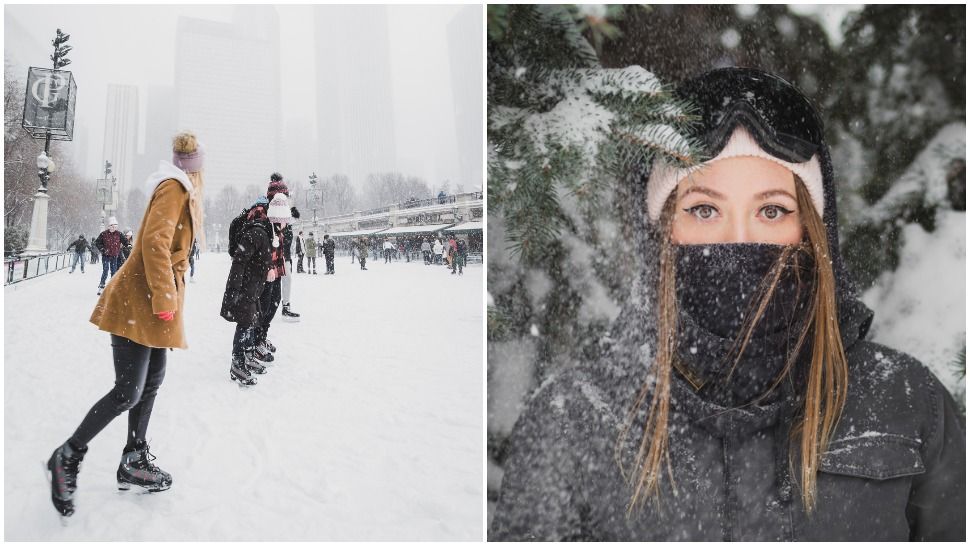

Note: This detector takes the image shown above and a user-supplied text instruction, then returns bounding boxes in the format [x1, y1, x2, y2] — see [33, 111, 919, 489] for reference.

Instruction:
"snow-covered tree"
[487, 4, 706, 512]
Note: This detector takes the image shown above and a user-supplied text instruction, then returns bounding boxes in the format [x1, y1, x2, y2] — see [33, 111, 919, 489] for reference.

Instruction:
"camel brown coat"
[90, 178, 198, 349]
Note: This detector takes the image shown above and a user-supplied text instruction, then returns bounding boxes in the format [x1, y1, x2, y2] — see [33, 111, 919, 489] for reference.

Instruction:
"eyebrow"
[679, 186, 797, 202]
[755, 189, 797, 201]
[680, 186, 725, 200]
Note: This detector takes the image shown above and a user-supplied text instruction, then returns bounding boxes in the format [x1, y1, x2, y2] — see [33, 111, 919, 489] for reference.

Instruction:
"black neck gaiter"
[673, 243, 814, 407]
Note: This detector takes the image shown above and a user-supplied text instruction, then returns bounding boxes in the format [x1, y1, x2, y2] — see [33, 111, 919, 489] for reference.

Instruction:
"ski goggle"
[676, 67, 824, 164]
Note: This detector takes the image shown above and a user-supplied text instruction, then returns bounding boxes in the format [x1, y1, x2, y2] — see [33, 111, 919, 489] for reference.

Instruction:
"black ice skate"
[281, 304, 300, 322]
[117, 441, 173, 492]
[254, 342, 275, 363]
[231, 354, 257, 385]
[245, 351, 267, 374]
[263, 339, 277, 353]
[47, 441, 87, 517]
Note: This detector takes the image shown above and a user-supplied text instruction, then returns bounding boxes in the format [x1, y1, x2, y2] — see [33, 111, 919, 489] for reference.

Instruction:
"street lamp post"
[96, 161, 114, 230]
[22, 29, 76, 255]
[306, 172, 322, 228]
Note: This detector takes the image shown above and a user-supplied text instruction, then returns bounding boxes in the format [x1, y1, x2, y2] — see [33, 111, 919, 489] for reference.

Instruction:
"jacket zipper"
[721, 437, 736, 541]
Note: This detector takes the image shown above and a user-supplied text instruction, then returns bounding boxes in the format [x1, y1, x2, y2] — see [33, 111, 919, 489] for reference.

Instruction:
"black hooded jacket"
[490, 68, 965, 541]
[220, 213, 272, 325]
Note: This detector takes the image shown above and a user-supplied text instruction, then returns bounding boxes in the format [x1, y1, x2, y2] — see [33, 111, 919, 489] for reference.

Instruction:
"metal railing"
[319, 191, 485, 224]
[5, 250, 74, 285]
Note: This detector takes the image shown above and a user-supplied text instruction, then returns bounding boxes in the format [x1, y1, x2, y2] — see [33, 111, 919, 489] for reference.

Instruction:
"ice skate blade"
[231, 373, 257, 387]
[281, 316, 300, 322]
[118, 480, 171, 493]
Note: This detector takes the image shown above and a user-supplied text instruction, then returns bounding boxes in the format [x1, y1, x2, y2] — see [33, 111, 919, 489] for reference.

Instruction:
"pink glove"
[267, 269, 277, 282]
[156, 311, 175, 322]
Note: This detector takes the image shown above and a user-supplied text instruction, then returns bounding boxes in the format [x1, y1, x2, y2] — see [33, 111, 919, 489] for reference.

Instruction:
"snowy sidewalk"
[5, 254, 483, 540]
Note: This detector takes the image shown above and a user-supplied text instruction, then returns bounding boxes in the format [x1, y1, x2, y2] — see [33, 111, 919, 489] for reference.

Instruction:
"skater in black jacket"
[67, 235, 88, 273]
[322, 234, 336, 274]
[220, 199, 273, 385]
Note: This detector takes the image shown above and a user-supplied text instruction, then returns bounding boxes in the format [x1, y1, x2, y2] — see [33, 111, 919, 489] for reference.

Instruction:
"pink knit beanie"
[645, 125, 824, 222]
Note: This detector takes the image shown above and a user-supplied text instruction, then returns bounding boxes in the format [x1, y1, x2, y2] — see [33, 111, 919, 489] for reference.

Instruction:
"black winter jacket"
[490, 67, 965, 541]
[220, 217, 272, 325]
[67, 237, 88, 254]
[322, 238, 335, 257]
[490, 304, 965, 540]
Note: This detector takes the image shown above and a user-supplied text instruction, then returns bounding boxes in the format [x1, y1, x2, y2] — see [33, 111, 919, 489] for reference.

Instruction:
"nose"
[731, 217, 752, 243]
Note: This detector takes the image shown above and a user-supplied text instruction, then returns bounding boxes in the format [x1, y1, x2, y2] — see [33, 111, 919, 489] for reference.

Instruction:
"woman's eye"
[760, 204, 794, 221]
[685, 205, 718, 220]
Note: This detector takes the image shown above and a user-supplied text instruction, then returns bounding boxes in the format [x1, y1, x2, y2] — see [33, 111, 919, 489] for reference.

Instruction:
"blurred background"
[5, 4, 482, 253]
[487, 3, 965, 522]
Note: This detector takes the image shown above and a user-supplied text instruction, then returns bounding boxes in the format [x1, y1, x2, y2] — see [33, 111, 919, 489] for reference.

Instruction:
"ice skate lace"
[62, 454, 81, 490]
[140, 446, 160, 472]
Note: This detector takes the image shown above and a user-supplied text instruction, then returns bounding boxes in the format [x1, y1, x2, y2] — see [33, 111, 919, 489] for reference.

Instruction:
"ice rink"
[5, 252, 483, 540]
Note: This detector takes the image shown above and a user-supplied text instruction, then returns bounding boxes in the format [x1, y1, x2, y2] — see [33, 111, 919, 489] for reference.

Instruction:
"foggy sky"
[4, 4, 480, 192]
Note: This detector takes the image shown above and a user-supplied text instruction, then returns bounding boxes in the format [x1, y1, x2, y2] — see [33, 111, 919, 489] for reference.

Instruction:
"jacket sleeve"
[141, 179, 187, 314]
[490, 376, 588, 541]
[906, 372, 966, 541]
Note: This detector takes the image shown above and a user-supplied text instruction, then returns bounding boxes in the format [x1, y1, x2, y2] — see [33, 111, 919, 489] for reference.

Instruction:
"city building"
[101, 84, 139, 208]
[174, 6, 283, 193]
[447, 5, 484, 191]
[315, 5, 397, 188]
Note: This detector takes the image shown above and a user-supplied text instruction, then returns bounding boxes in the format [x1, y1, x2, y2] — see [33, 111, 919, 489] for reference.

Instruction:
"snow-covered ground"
[5, 253, 483, 540]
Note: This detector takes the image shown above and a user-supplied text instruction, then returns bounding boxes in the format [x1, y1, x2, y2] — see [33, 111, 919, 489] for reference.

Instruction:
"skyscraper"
[134, 85, 177, 185]
[447, 6, 484, 190]
[315, 5, 397, 188]
[174, 6, 282, 193]
[102, 84, 139, 204]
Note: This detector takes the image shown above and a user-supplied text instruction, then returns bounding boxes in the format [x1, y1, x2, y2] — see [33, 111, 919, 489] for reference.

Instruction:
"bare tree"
[360, 172, 433, 209]
[324, 174, 357, 215]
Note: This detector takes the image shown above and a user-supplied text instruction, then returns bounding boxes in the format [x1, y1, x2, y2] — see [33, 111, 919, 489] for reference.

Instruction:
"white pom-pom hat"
[646, 125, 824, 223]
[267, 193, 292, 224]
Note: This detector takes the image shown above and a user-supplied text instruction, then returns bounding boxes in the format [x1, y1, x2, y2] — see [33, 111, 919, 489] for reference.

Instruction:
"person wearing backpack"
[221, 197, 273, 386]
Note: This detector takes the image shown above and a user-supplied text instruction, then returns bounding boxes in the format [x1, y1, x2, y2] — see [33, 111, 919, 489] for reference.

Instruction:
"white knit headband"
[646, 126, 824, 223]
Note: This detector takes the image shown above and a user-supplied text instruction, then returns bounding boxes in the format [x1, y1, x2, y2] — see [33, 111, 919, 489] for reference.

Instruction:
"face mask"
[673, 243, 815, 406]
[674, 243, 814, 340]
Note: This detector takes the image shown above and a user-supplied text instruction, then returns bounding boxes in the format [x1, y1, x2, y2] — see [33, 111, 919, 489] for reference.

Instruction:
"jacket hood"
[146, 160, 194, 195]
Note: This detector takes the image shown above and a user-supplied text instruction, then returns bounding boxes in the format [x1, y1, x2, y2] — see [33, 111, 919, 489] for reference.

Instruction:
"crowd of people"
[67, 220, 198, 293]
[289, 233, 469, 275]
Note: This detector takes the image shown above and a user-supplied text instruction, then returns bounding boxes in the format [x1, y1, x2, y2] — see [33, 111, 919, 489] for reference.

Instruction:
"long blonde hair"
[622, 176, 849, 513]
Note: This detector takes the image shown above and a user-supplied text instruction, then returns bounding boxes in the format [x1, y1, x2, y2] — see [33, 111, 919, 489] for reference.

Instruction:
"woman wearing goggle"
[491, 67, 965, 541]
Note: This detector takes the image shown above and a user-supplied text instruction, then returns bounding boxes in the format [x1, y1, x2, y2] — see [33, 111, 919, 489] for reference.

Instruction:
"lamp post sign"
[22, 67, 77, 143]
[21, 28, 76, 255]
